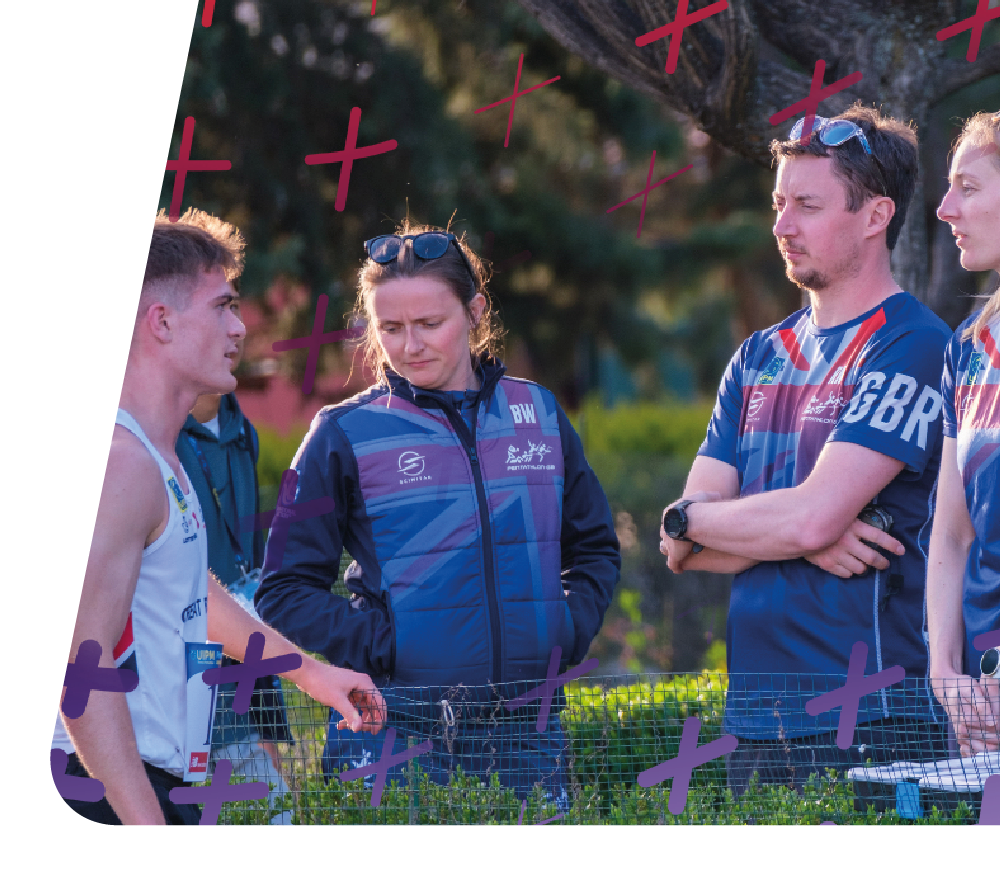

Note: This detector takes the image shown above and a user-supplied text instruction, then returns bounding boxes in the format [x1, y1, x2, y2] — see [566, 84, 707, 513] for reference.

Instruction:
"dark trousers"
[61, 751, 202, 825]
[725, 717, 950, 797]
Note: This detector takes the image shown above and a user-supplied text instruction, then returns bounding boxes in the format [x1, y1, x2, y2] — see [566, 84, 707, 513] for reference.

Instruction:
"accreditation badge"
[183, 641, 224, 782]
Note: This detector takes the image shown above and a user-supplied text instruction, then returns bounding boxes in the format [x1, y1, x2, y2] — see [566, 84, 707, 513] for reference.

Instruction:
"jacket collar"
[384, 354, 506, 410]
[181, 392, 246, 445]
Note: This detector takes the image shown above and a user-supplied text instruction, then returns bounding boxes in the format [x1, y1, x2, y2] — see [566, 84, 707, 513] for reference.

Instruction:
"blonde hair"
[352, 220, 504, 386]
[953, 111, 1000, 342]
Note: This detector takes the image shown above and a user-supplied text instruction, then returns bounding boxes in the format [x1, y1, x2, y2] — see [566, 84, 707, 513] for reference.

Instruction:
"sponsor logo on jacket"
[506, 441, 555, 471]
[398, 451, 432, 485]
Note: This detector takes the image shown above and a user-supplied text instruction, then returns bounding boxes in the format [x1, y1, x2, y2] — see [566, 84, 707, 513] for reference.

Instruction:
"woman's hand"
[933, 668, 1000, 756]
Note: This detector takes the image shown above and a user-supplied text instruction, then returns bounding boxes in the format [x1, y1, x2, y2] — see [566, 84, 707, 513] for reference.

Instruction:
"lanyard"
[186, 433, 248, 575]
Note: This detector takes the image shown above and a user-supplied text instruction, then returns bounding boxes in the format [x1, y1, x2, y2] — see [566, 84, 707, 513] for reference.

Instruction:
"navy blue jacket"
[255, 357, 620, 688]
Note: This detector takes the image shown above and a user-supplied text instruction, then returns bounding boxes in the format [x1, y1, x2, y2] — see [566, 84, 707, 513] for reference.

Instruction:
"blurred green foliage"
[575, 398, 715, 459]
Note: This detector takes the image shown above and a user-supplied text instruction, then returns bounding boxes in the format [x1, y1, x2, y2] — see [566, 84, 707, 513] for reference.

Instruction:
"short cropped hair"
[770, 104, 919, 250]
[139, 208, 245, 313]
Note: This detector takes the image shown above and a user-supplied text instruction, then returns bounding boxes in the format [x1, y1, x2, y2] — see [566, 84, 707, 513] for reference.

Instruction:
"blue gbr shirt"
[941, 311, 1000, 676]
[699, 292, 950, 738]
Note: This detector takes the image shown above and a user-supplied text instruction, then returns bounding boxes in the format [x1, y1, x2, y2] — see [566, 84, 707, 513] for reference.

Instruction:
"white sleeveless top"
[53, 409, 209, 777]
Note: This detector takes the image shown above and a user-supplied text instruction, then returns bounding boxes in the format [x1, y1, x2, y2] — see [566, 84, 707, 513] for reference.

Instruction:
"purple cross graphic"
[804, 641, 905, 749]
[634, 0, 730, 74]
[61, 639, 139, 720]
[980, 773, 1000, 825]
[973, 629, 1000, 652]
[240, 469, 336, 570]
[304, 107, 398, 212]
[606, 152, 692, 239]
[474, 54, 561, 148]
[271, 294, 365, 395]
[168, 758, 269, 825]
[517, 800, 565, 825]
[165, 117, 232, 221]
[338, 727, 433, 808]
[637, 715, 739, 814]
[937, 0, 1000, 63]
[51, 748, 105, 803]
[504, 646, 599, 733]
[202, 631, 302, 714]
[483, 231, 532, 271]
[768, 59, 864, 144]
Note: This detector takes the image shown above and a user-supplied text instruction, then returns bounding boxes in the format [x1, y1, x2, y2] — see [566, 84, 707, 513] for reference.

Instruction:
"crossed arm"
[60, 431, 384, 825]
[660, 441, 906, 576]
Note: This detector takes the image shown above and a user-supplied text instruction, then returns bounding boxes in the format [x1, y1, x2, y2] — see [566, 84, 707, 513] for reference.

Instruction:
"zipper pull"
[468, 446, 478, 465]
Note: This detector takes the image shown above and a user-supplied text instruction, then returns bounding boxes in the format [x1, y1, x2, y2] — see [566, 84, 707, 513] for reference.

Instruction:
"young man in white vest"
[54, 208, 384, 824]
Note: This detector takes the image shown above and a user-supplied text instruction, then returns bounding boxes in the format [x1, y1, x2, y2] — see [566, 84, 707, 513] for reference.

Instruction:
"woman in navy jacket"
[256, 224, 620, 804]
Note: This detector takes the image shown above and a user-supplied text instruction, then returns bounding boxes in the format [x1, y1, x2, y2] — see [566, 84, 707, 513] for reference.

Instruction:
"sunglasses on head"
[789, 115, 889, 197]
[364, 232, 477, 285]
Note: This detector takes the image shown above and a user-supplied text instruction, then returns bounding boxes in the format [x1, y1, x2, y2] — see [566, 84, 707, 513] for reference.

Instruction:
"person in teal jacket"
[176, 336, 295, 823]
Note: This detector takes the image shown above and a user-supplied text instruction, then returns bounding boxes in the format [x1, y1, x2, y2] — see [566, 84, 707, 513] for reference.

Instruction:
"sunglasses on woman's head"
[364, 232, 477, 284]
[789, 115, 889, 197]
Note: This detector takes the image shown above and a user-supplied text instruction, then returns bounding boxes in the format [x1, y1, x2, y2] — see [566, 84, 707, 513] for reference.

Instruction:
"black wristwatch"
[662, 500, 705, 554]
[982, 647, 1000, 679]
[663, 499, 696, 541]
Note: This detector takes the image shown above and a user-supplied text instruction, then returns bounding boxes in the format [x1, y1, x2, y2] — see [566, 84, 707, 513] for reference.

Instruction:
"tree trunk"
[518, 0, 1000, 311]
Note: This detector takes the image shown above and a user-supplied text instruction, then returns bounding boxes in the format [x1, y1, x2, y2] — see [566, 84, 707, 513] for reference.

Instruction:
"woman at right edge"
[928, 110, 1000, 758]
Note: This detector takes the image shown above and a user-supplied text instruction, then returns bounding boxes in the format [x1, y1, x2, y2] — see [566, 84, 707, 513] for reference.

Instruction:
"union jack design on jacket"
[942, 311, 1000, 675]
[700, 292, 951, 738]
[255, 356, 620, 689]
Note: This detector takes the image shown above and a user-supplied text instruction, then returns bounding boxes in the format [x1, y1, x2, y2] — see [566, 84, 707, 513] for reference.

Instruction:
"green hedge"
[216, 672, 978, 825]
[575, 399, 715, 460]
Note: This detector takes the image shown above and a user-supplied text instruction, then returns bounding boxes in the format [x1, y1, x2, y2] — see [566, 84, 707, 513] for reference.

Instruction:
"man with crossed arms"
[661, 107, 951, 793]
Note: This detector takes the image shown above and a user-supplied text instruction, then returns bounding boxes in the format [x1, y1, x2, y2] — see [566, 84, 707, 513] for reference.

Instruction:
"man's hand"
[207, 576, 386, 734]
[805, 518, 905, 579]
[296, 659, 386, 733]
[659, 492, 720, 575]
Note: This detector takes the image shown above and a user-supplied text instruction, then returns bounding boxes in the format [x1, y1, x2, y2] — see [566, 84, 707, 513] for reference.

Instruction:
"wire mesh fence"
[209, 673, 996, 825]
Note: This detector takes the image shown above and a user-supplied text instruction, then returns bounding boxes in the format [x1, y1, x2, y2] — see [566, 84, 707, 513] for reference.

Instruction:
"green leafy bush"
[575, 399, 715, 460]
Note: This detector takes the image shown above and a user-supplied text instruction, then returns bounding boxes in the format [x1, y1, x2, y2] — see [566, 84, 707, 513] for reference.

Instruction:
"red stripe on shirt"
[778, 329, 811, 371]
[113, 612, 134, 661]
[980, 326, 1000, 369]
[821, 308, 887, 383]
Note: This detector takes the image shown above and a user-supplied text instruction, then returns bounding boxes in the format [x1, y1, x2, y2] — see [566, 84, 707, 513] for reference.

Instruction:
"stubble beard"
[787, 263, 830, 291]
[784, 242, 863, 295]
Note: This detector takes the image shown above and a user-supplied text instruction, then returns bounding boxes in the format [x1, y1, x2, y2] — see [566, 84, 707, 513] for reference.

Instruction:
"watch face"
[664, 506, 684, 538]
[982, 647, 1000, 678]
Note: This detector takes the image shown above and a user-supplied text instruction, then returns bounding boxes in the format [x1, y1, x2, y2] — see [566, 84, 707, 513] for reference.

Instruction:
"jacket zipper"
[441, 404, 503, 684]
